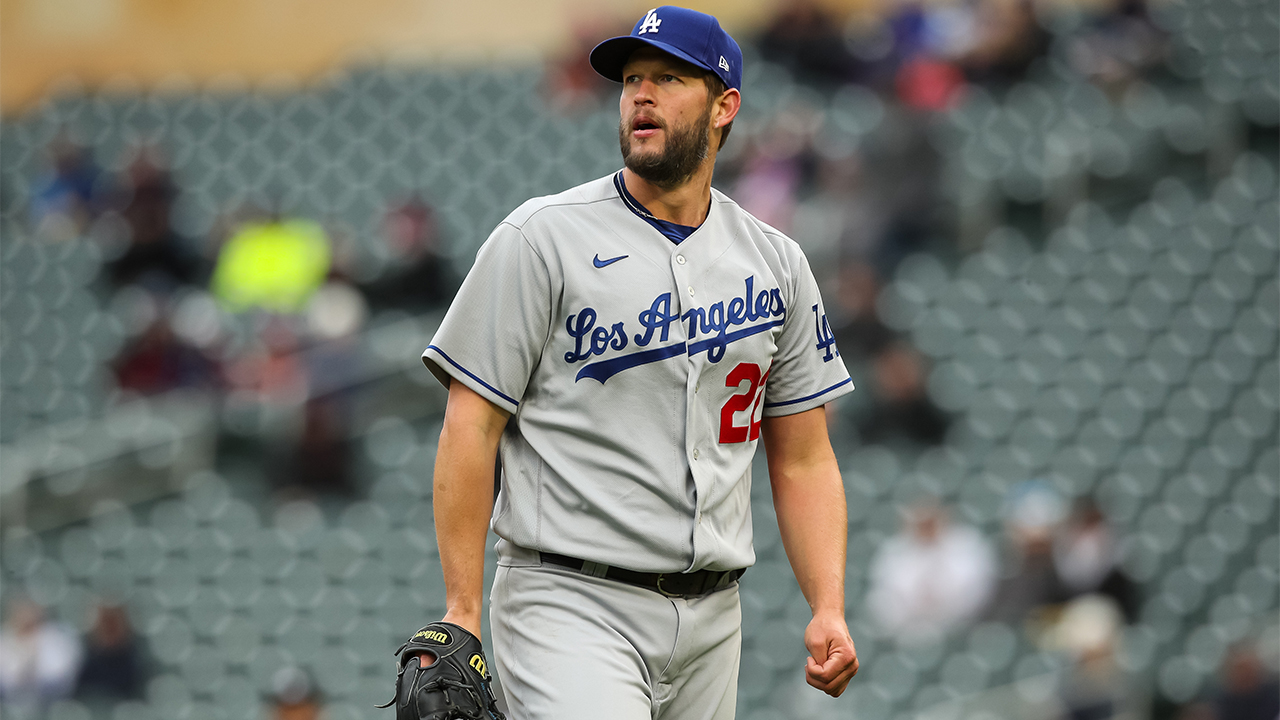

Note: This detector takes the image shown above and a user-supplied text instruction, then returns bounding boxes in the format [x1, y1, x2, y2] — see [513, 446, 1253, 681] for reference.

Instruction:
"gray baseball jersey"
[422, 171, 852, 574]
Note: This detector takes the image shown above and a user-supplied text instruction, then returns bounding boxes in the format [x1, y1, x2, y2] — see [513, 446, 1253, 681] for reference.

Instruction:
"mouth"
[631, 116, 662, 139]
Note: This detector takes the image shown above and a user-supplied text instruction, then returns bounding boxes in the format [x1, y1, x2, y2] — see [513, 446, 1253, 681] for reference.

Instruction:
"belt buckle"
[655, 574, 683, 598]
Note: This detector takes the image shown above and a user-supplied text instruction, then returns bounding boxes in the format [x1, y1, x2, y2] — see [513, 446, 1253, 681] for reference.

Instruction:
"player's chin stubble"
[619, 105, 712, 191]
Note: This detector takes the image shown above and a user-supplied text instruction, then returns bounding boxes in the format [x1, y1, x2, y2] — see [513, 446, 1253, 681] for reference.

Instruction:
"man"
[866, 500, 996, 641]
[418, 7, 858, 717]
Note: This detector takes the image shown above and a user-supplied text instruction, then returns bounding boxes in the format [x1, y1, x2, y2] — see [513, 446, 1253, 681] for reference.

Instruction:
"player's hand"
[803, 611, 859, 697]
[411, 611, 483, 668]
[441, 609, 482, 640]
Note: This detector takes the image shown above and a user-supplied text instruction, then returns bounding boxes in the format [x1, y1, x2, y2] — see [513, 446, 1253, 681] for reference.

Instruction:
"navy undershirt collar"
[613, 171, 701, 245]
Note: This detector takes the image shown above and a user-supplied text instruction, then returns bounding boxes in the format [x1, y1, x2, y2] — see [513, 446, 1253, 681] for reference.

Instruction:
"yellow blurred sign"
[211, 219, 330, 313]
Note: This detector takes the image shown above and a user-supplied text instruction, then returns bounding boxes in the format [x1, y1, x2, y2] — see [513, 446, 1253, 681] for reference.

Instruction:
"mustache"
[626, 111, 665, 131]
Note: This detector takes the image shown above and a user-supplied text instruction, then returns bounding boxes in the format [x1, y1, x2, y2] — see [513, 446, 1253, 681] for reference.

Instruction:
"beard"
[618, 104, 712, 190]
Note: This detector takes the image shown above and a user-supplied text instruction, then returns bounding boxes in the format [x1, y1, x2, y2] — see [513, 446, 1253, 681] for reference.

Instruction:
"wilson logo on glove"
[413, 628, 452, 645]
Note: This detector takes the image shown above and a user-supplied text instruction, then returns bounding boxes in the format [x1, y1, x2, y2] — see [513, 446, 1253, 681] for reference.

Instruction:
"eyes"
[623, 73, 682, 85]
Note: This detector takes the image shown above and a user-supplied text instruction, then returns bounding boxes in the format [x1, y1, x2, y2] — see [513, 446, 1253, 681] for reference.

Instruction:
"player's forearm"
[433, 381, 509, 629]
[434, 435, 494, 621]
[771, 454, 848, 616]
[761, 410, 848, 616]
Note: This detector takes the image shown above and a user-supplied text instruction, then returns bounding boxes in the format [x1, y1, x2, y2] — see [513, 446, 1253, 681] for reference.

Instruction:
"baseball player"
[389, 6, 859, 719]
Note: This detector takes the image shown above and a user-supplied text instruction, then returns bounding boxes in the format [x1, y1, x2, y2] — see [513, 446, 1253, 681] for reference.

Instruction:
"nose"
[631, 77, 657, 105]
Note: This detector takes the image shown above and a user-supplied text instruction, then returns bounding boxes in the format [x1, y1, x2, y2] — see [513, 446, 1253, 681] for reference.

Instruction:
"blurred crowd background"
[0, 0, 1276, 719]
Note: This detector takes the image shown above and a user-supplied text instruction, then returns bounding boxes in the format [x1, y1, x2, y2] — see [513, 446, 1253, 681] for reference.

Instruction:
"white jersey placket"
[665, 217, 724, 572]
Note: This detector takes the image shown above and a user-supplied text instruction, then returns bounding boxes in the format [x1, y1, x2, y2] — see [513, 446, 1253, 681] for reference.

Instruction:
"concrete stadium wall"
[0, 0, 870, 114]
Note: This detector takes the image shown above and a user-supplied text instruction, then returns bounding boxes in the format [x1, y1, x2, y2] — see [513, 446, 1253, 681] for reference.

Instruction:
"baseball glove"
[376, 621, 506, 720]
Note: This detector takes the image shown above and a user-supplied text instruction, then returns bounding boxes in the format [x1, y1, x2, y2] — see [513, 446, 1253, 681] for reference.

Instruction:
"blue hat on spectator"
[590, 6, 743, 91]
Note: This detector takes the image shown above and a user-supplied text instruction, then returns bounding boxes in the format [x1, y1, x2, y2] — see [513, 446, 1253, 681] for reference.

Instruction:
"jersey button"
[687, 286, 695, 297]
[692, 448, 700, 460]
[676, 255, 686, 265]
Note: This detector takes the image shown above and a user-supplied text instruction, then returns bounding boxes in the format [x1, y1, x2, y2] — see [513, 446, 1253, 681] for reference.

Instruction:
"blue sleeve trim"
[426, 345, 519, 407]
[763, 377, 853, 408]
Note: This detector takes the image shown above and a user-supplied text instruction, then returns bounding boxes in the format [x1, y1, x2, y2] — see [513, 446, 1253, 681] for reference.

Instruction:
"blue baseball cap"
[590, 6, 743, 91]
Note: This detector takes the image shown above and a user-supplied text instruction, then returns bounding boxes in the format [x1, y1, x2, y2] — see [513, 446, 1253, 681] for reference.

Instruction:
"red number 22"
[719, 362, 770, 444]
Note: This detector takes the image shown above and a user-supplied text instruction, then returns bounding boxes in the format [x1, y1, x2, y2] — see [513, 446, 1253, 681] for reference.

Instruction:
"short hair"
[704, 74, 733, 150]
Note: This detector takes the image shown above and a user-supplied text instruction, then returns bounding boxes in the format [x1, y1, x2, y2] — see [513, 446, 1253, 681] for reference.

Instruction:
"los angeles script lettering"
[564, 277, 785, 366]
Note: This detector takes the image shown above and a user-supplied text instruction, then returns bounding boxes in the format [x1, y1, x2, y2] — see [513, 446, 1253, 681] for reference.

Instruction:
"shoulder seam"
[497, 221, 553, 282]
[507, 195, 619, 229]
[498, 221, 558, 362]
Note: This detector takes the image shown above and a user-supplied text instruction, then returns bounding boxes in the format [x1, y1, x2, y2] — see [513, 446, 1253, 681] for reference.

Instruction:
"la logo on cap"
[638, 8, 662, 35]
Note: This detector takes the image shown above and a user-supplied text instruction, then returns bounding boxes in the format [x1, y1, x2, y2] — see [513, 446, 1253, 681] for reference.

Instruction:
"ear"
[713, 88, 741, 129]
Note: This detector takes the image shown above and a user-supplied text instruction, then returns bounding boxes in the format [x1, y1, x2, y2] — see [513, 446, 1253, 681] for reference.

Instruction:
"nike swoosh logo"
[593, 254, 628, 268]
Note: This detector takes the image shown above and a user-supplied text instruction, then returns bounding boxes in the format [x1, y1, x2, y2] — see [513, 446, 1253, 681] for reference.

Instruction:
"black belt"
[539, 552, 745, 598]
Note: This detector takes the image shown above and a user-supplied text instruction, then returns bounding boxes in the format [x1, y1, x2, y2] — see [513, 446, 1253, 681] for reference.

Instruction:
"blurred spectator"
[270, 667, 322, 720]
[876, 208, 937, 275]
[806, 153, 889, 264]
[842, 14, 897, 87]
[884, 4, 932, 71]
[362, 197, 458, 313]
[895, 56, 967, 111]
[263, 285, 367, 498]
[545, 18, 617, 113]
[105, 148, 199, 290]
[866, 1, 974, 109]
[211, 216, 331, 314]
[1049, 595, 1127, 720]
[730, 114, 818, 234]
[1054, 498, 1138, 621]
[958, 0, 1051, 85]
[1067, 0, 1166, 89]
[857, 112, 944, 272]
[274, 396, 355, 497]
[75, 604, 144, 701]
[0, 598, 83, 708]
[225, 318, 308, 405]
[986, 481, 1070, 623]
[868, 500, 997, 640]
[830, 261, 894, 362]
[303, 281, 369, 395]
[758, 0, 859, 85]
[1211, 645, 1280, 720]
[30, 135, 102, 241]
[858, 342, 950, 445]
[114, 309, 221, 396]
[922, 1, 984, 61]
[847, 1, 978, 104]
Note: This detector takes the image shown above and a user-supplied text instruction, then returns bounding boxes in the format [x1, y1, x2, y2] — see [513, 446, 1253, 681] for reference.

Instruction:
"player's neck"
[621, 162, 715, 228]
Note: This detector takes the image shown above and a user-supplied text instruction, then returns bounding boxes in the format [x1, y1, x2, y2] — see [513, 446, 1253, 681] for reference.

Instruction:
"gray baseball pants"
[490, 542, 742, 720]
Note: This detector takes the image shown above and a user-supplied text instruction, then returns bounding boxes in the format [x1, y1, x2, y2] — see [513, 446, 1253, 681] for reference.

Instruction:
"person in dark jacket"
[75, 604, 144, 700]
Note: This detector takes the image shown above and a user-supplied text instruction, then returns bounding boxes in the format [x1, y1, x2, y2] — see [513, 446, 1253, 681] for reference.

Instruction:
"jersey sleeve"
[761, 246, 853, 416]
[422, 222, 552, 414]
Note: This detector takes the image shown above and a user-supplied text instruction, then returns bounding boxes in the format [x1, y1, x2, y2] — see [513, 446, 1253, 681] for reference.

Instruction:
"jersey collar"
[613, 171, 704, 245]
